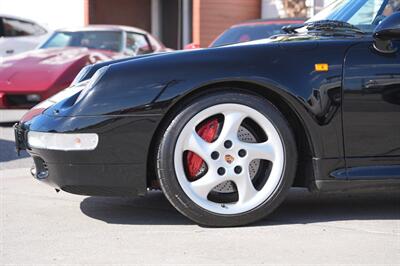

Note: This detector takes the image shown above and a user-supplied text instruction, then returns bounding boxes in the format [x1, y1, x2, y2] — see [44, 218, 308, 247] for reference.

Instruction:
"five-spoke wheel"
[157, 91, 297, 226]
[174, 103, 284, 214]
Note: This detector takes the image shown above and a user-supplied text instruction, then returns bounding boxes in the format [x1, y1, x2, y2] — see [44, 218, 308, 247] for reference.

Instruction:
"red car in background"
[185, 18, 306, 49]
[0, 25, 168, 109]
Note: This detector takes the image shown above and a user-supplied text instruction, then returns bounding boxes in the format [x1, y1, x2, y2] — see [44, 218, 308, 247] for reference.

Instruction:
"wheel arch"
[146, 80, 316, 189]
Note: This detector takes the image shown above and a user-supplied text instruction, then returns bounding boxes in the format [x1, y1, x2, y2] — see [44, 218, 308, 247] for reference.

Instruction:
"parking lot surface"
[1, 125, 400, 265]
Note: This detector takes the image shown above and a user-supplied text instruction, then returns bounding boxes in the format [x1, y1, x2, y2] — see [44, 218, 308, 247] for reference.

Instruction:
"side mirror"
[373, 12, 400, 53]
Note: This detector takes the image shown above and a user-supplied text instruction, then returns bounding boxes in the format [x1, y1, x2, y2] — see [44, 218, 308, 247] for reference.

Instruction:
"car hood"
[0, 47, 118, 93]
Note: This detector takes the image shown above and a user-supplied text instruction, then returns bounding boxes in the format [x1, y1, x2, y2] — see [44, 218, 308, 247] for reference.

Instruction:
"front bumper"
[29, 155, 144, 196]
[14, 113, 161, 197]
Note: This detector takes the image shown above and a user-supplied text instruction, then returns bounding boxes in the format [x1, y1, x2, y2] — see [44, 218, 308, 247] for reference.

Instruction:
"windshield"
[211, 23, 300, 47]
[40, 31, 123, 52]
[308, 0, 399, 32]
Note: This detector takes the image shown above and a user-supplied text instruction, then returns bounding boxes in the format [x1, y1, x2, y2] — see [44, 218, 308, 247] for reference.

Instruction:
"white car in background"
[0, 14, 48, 58]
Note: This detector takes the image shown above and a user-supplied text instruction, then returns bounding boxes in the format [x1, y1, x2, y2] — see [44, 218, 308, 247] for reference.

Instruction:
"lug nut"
[217, 167, 226, 176]
[211, 151, 219, 160]
[238, 149, 246, 157]
[224, 140, 233, 149]
[234, 166, 242, 174]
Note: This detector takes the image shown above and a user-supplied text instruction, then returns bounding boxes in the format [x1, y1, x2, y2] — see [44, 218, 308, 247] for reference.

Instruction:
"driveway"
[1, 125, 399, 265]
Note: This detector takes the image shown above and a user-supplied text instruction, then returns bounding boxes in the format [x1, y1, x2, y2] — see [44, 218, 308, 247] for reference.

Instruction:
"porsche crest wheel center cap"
[224, 154, 235, 164]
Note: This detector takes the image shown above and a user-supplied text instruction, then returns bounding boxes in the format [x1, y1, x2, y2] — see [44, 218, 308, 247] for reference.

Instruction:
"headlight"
[28, 131, 99, 151]
[26, 94, 41, 102]
[75, 66, 110, 103]
[71, 65, 93, 86]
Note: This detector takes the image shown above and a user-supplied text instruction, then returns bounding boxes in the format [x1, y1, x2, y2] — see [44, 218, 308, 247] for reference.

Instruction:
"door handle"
[6, 49, 14, 54]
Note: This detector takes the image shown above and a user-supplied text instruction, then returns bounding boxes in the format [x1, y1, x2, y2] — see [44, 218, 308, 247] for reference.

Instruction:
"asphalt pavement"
[1, 124, 400, 265]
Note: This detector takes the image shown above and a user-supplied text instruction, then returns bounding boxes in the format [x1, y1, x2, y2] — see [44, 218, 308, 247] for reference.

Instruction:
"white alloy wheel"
[173, 103, 285, 215]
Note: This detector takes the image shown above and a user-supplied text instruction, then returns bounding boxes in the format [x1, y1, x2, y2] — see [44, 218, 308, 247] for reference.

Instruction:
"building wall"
[261, 0, 333, 19]
[85, 0, 262, 48]
[85, 0, 151, 32]
[193, 0, 261, 47]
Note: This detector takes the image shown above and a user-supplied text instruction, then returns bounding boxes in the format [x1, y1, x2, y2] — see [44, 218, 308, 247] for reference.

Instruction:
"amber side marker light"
[315, 63, 329, 72]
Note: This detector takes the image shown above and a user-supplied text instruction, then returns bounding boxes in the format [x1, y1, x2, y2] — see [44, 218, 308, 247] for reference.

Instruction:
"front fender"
[151, 42, 350, 161]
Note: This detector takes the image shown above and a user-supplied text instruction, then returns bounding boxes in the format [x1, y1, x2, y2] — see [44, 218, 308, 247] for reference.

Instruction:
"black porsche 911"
[15, 0, 400, 226]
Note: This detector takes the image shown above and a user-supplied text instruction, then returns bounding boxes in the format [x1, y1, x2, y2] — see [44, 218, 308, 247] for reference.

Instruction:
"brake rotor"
[213, 126, 260, 193]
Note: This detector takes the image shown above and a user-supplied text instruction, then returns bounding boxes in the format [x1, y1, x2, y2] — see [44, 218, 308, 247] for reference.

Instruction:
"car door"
[342, 39, 400, 179]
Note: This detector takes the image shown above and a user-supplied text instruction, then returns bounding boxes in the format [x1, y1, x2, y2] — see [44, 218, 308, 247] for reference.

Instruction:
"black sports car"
[15, 0, 400, 227]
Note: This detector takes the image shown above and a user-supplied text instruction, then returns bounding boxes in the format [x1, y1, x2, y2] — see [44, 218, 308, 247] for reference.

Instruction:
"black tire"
[157, 90, 297, 227]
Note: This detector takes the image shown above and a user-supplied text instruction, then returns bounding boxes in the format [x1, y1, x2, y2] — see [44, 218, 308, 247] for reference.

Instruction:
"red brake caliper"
[186, 119, 219, 180]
